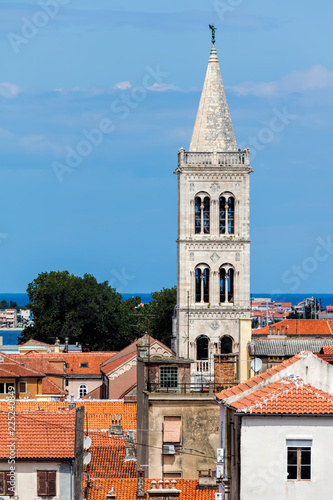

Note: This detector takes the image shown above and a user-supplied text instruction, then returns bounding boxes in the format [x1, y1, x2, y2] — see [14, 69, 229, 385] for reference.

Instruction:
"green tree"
[19, 271, 124, 350]
[134, 287, 177, 347]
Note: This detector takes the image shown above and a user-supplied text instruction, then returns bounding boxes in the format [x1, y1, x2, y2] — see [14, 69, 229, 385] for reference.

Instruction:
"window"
[220, 194, 235, 235]
[194, 195, 210, 234]
[220, 265, 235, 303]
[19, 381, 27, 393]
[79, 384, 88, 398]
[160, 367, 178, 389]
[79, 363, 88, 368]
[0, 383, 15, 394]
[163, 416, 181, 443]
[220, 336, 233, 354]
[0, 471, 14, 496]
[196, 336, 209, 360]
[195, 265, 210, 303]
[287, 440, 312, 481]
[37, 470, 56, 497]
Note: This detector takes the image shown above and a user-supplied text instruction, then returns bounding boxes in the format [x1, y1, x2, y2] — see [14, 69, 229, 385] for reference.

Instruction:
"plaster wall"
[147, 398, 219, 479]
[240, 416, 333, 500]
[0, 460, 73, 500]
[67, 378, 102, 399]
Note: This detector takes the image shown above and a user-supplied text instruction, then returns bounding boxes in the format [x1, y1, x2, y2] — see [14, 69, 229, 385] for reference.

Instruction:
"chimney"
[147, 479, 181, 499]
[68, 393, 76, 410]
[64, 337, 69, 353]
[137, 467, 145, 498]
[110, 415, 123, 436]
[137, 336, 149, 360]
[125, 431, 136, 462]
[54, 337, 60, 353]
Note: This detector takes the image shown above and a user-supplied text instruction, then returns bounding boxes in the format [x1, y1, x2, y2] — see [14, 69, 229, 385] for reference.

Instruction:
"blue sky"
[1, 0, 333, 295]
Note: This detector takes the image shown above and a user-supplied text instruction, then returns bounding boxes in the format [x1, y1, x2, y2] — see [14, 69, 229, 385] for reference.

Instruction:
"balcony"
[177, 149, 250, 169]
[146, 381, 236, 394]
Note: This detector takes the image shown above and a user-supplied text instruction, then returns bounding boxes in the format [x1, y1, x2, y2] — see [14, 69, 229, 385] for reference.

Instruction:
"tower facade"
[173, 44, 252, 384]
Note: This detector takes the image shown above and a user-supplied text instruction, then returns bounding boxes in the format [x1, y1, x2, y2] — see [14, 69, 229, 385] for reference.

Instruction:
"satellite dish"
[84, 436, 91, 450]
[250, 357, 262, 373]
[83, 451, 92, 465]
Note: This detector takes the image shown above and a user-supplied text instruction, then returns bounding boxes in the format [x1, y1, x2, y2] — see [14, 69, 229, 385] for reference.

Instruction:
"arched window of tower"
[219, 264, 235, 304]
[195, 264, 210, 303]
[194, 193, 210, 234]
[220, 336, 233, 354]
[196, 335, 209, 360]
[219, 192, 235, 235]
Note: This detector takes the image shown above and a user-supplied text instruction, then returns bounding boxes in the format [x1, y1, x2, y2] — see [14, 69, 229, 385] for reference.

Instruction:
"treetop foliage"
[19, 271, 176, 351]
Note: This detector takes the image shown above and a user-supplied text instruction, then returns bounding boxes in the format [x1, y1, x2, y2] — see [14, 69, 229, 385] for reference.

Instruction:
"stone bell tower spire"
[189, 44, 237, 153]
[173, 31, 252, 386]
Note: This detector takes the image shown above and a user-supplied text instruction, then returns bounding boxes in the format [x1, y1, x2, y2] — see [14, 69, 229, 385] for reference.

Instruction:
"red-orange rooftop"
[0, 410, 75, 459]
[85, 478, 217, 500]
[232, 378, 333, 415]
[253, 319, 333, 337]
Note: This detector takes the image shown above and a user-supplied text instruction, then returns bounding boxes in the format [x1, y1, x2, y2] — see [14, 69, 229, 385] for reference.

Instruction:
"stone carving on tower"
[172, 37, 252, 385]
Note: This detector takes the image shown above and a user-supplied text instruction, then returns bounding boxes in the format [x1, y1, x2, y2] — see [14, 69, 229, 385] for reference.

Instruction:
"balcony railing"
[177, 149, 250, 168]
[146, 382, 237, 394]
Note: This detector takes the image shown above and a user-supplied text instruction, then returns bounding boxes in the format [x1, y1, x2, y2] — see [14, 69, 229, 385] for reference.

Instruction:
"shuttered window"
[37, 470, 57, 496]
[0, 472, 14, 496]
[163, 416, 181, 443]
[0, 472, 4, 495]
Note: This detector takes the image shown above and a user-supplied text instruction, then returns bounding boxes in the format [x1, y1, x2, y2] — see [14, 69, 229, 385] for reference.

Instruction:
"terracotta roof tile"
[0, 353, 45, 378]
[10, 353, 65, 375]
[63, 352, 117, 375]
[101, 353, 134, 375]
[232, 378, 333, 415]
[215, 352, 307, 400]
[84, 431, 136, 479]
[253, 319, 333, 337]
[322, 345, 333, 354]
[85, 479, 217, 500]
[42, 377, 67, 395]
[0, 400, 137, 430]
[0, 410, 75, 458]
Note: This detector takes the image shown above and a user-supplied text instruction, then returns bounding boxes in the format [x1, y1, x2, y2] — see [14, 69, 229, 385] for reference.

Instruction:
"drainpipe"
[70, 460, 74, 500]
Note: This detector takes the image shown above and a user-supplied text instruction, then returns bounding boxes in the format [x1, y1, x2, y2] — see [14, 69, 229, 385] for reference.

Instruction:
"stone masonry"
[172, 43, 252, 384]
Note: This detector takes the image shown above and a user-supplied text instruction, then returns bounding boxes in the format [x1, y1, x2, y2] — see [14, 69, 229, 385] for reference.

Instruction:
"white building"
[172, 39, 252, 385]
[215, 351, 333, 500]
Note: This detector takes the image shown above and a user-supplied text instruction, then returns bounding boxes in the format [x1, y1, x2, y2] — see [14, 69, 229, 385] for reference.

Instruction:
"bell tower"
[173, 35, 252, 384]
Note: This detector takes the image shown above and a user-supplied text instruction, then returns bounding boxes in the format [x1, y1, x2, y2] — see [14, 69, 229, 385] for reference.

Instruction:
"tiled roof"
[0, 353, 45, 378]
[60, 352, 117, 375]
[0, 400, 137, 430]
[100, 353, 134, 375]
[215, 352, 308, 400]
[42, 377, 67, 395]
[232, 378, 333, 415]
[85, 431, 136, 479]
[322, 345, 333, 354]
[85, 479, 217, 500]
[100, 334, 173, 375]
[10, 353, 65, 375]
[253, 319, 333, 337]
[248, 338, 333, 356]
[0, 410, 75, 458]
[20, 339, 53, 347]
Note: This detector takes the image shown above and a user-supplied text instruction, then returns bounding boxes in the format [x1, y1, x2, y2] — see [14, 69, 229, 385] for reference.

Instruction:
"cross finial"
[209, 24, 217, 45]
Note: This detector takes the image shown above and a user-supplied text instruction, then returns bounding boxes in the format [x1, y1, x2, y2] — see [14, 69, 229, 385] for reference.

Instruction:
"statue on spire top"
[209, 24, 217, 45]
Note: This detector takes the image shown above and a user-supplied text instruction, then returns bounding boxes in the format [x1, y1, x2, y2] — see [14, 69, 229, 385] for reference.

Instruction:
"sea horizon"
[1, 292, 333, 308]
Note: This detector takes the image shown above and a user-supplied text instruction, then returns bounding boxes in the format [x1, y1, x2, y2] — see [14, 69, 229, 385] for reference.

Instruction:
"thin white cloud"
[0, 128, 13, 138]
[228, 65, 333, 97]
[115, 81, 131, 90]
[0, 82, 21, 99]
[148, 83, 181, 93]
